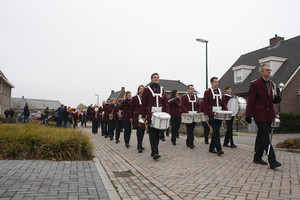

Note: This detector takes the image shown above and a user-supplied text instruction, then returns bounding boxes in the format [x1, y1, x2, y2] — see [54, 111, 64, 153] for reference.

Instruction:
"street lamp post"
[196, 38, 208, 89]
[95, 94, 99, 105]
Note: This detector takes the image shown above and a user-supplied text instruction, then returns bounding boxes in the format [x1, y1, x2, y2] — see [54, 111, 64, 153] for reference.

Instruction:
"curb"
[93, 158, 121, 200]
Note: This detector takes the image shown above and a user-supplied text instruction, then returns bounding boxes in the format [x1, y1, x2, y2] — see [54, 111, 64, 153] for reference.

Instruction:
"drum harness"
[209, 88, 222, 112]
[187, 94, 197, 114]
[137, 95, 142, 120]
[147, 86, 163, 113]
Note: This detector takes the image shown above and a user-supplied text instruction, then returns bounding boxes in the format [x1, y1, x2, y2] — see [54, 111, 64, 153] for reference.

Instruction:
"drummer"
[141, 73, 169, 160]
[203, 77, 228, 156]
[131, 85, 146, 153]
[223, 85, 237, 148]
[181, 84, 201, 149]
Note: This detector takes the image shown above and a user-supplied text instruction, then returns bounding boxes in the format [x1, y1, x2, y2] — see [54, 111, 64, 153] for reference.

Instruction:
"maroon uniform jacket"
[91, 107, 102, 122]
[203, 88, 228, 117]
[141, 85, 169, 120]
[224, 94, 232, 104]
[105, 104, 114, 121]
[102, 104, 110, 120]
[246, 77, 276, 123]
[169, 97, 181, 117]
[131, 95, 143, 121]
[112, 105, 121, 121]
[120, 100, 132, 120]
[181, 94, 201, 114]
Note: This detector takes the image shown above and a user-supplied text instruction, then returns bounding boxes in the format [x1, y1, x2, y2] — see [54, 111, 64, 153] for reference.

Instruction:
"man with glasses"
[181, 84, 201, 149]
[246, 64, 282, 169]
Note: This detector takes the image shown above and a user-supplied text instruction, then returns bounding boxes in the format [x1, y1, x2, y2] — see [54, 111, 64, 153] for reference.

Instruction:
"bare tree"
[76, 103, 87, 110]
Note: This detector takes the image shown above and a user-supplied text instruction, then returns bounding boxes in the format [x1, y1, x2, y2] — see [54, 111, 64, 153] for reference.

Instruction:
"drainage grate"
[113, 170, 133, 177]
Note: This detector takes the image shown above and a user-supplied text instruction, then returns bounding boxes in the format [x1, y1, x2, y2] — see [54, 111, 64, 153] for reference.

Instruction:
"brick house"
[0, 70, 14, 116]
[219, 35, 300, 113]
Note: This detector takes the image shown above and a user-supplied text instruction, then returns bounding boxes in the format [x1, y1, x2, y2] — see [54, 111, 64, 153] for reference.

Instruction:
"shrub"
[274, 112, 300, 133]
[276, 138, 300, 150]
[0, 117, 16, 124]
[0, 124, 93, 160]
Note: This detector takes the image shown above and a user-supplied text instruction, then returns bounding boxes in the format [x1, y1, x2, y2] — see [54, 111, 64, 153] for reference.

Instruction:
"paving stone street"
[87, 127, 300, 200]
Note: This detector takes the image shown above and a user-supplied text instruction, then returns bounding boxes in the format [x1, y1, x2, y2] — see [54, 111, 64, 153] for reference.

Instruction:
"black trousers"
[209, 116, 222, 151]
[224, 117, 234, 145]
[114, 120, 121, 141]
[123, 120, 131, 145]
[202, 121, 210, 142]
[147, 120, 160, 156]
[186, 122, 196, 147]
[92, 121, 99, 133]
[171, 117, 181, 143]
[254, 122, 276, 163]
[135, 120, 145, 149]
[108, 120, 115, 139]
[101, 120, 108, 136]
[159, 130, 165, 139]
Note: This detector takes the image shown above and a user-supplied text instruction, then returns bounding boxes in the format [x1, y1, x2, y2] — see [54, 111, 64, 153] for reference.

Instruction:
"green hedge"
[0, 117, 16, 124]
[0, 124, 93, 160]
[275, 112, 300, 133]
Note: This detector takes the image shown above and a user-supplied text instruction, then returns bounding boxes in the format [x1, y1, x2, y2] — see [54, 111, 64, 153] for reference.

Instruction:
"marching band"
[90, 70, 282, 169]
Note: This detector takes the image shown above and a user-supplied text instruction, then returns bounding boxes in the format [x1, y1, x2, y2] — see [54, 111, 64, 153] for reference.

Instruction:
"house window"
[236, 69, 242, 82]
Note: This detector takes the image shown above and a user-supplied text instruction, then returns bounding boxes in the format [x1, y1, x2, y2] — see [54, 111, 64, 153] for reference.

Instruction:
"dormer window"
[258, 56, 287, 76]
[232, 65, 256, 83]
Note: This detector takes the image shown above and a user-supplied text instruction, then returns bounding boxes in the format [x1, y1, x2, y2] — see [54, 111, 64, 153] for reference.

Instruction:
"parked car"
[30, 113, 42, 121]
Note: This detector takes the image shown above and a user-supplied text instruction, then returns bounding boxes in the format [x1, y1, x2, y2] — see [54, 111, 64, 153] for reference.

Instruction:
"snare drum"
[227, 97, 247, 117]
[272, 118, 280, 128]
[151, 112, 171, 130]
[214, 110, 233, 120]
[193, 113, 205, 122]
[181, 113, 193, 124]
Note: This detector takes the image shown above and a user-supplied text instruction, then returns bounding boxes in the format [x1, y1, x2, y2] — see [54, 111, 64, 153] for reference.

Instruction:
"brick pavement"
[0, 160, 109, 200]
[84, 127, 300, 200]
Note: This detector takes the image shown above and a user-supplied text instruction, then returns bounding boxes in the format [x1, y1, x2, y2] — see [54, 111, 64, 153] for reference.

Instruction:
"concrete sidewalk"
[85, 127, 300, 200]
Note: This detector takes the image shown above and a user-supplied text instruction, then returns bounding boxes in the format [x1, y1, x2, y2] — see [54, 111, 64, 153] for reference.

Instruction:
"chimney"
[269, 34, 284, 48]
[111, 90, 115, 94]
[121, 87, 125, 92]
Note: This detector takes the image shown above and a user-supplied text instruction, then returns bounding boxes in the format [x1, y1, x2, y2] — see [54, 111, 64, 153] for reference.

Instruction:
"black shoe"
[141, 147, 145, 150]
[126, 144, 130, 148]
[153, 154, 161, 160]
[138, 149, 143, 153]
[161, 138, 165, 141]
[205, 140, 209, 144]
[217, 150, 224, 156]
[116, 140, 120, 144]
[209, 149, 217, 154]
[253, 158, 268, 165]
[270, 161, 282, 169]
[110, 137, 113, 141]
[223, 144, 230, 147]
[172, 142, 176, 146]
[230, 144, 237, 148]
[190, 145, 195, 149]
[105, 135, 108, 138]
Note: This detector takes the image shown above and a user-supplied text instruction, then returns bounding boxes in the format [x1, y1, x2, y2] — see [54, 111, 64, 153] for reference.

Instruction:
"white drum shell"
[151, 112, 171, 130]
[181, 113, 193, 124]
[214, 111, 233, 121]
[193, 113, 205, 122]
[227, 97, 247, 117]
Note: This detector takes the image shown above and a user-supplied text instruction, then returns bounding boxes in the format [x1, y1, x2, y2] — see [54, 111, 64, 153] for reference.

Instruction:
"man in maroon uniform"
[120, 91, 133, 148]
[102, 99, 111, 138]
[132, 85, 146, 153]
[142, 73, 169, 160]
[246, 63, 282, 169]
[203, 77, 227, 156]
[181, 84, 201, 149]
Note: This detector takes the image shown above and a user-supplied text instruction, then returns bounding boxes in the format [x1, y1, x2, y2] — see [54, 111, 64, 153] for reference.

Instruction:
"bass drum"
[227, 97, 247, 117]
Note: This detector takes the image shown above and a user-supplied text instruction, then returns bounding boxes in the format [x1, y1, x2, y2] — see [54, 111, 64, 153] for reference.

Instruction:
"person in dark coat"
[9, 109, 14, 118]
[56, 104, 64, 127]
[113, 99, 122, 143]
[23, 103, 30, 123]
[44, 107, 50, 118]
[108, 99, 116, 140]
[62, 106, 69, 128]
[120, 92, 132, 148]
[168, 90, 181, 146]
[4, 109, 10, 118]
[246, 63, 282, 169]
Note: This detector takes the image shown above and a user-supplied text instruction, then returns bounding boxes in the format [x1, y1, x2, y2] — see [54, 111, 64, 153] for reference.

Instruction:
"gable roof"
[0, 70, 14, 88]
[219, 35, 300, 95]
[107, 90, 122, 100]
[11, 97, 62, 110]
[146, 79, 196, 93]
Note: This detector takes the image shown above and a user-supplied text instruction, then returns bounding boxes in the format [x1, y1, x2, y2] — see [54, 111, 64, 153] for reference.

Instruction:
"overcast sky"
[1, 0, 300, 108]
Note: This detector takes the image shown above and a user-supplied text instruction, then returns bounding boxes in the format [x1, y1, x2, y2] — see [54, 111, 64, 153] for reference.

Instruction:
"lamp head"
[278, 83, 285, 92]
